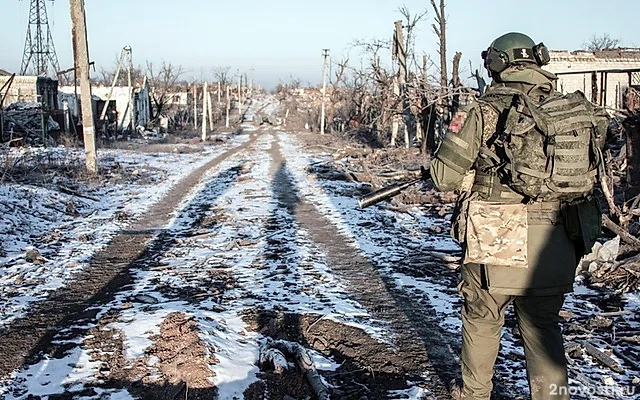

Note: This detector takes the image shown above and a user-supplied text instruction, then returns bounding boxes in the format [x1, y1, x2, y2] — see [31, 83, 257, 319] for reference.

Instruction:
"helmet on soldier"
[481, 32, 550, 76]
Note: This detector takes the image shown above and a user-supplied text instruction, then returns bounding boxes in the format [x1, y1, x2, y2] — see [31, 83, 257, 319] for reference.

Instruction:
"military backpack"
[478, 87, 603, 202]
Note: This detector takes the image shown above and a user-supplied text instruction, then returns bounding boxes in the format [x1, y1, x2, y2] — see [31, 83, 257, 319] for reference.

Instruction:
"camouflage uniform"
[430, 61, 608, 400]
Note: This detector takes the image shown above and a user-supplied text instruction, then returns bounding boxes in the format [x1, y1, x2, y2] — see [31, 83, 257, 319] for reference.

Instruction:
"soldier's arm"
[429, 105, 482, 191]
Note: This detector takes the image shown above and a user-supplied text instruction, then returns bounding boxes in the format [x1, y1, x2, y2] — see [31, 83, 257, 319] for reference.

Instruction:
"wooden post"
[320, 49, 329, 135]
[207, 89, 214, 131]
[63, 99, 70, 134]
[225, 85, 230, 128]
[193, 84, 197, 129]
[237, 70, 242, 120]
[69, 0, 97, 174]
[127, 47, 134, 134]
[217, 81, 221, 105]
[201, 82, 208, 141]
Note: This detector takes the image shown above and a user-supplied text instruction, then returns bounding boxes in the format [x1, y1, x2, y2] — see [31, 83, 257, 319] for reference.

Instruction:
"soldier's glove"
[420, 166, 431, 181]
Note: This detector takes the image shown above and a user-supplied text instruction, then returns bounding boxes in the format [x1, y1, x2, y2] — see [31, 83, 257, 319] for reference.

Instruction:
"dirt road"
[1, 105, 637, 399]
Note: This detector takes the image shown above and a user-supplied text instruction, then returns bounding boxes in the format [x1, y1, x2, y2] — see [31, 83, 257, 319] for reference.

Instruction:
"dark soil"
[0, 133, 257, 381]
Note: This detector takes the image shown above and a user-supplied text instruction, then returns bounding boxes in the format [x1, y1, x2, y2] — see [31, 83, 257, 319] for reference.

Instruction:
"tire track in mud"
[0, 134, 257, 380]
[267, 135, 460, 399]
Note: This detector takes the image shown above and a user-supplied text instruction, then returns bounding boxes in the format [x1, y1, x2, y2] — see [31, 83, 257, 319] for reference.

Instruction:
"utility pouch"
[562, 197, 602, 255]
[463, 201, 528, 267]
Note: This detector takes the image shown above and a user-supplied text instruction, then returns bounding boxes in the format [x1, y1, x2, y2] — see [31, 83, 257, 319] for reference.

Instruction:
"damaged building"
[0, 71, 61, 145]
[546, 49, 640, 110]
[58, 76, 151, 133]
[0, 72, 58, 110]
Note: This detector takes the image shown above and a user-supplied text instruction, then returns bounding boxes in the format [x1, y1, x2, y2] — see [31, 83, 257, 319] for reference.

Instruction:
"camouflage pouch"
[464, 201, 528, 267]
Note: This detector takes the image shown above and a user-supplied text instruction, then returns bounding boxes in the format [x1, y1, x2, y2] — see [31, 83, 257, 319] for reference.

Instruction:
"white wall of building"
[58, 77, 151, 130]
[546, 50, 640, 110]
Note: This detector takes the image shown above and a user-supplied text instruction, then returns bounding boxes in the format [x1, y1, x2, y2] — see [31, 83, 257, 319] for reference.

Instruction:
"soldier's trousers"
[459, 265, 570, 400]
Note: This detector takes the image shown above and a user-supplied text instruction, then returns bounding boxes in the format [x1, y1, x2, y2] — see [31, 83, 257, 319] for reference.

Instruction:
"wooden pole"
[201, 82, 208, 141]
[237, 70, 242, 120]
[127, 47, 135, 134]
[69, 0, 97, 174]
[62, 99, 70, 134]
[207, 89, 214, 131]
[193, 84, 197, 129]
[320, 49, 329, 135]
[217, 81, 221, 105]
[225, 85, 230, 128]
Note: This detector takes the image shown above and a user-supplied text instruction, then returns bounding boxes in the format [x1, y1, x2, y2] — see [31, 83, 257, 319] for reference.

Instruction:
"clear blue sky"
[2, 0, 638, 89]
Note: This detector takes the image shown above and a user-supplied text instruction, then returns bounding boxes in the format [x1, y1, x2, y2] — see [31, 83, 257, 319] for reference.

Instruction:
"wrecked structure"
[547, 49, 640, 110]
[0, 73, 58, 110]
[0, 71, 61, 145]
[58, 77, 151, 133]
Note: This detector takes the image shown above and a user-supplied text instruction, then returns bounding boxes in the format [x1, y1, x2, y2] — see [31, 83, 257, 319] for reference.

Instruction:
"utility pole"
[249, 67, 254, 96]
[201, 81, 208, 141]
[237, 70, 242, 120]
[225, 85, 230, 128]
[69, 0, 97, 174]
[127, 46, 134, 134]
[207, 87, 214, 131]
[320, 49, 329, 135]
[192, 84, 197, 130]
[100, 46, 130, 122]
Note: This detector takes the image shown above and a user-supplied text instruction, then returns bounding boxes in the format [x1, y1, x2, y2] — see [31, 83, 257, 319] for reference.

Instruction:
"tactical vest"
[473, 87, 601, 203]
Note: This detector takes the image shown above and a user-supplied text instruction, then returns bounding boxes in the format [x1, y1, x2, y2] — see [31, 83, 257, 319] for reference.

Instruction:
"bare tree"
[583, 34, 621, 51]
[327, 57, 350, 132]
[397, 6, 429, 72]
[146, 61, 184, 120]
[431, 0, 447, 93]
[451, 51, 462, 113]
[213, 66, 232, 87]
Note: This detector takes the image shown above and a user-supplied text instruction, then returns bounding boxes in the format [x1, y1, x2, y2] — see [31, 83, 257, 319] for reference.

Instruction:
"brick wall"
[546, 50, 640, 109]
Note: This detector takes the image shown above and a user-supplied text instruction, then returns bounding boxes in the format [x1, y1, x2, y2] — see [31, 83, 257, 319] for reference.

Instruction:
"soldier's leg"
[513, 295, 569, 400]
[460, 264, 514, 400]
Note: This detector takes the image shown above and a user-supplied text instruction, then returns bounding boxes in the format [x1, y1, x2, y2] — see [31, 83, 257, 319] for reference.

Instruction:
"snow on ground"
[0, 135, 247, 328]
[2, 124, 638, 399]
[278, 133, 640, 399]
[0, 132, 384, 399]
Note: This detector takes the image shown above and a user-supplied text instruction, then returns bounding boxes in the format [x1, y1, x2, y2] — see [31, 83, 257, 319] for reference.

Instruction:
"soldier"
[428, 32, 609, 399]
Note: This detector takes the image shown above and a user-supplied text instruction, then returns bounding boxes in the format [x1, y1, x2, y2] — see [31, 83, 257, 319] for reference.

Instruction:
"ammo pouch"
[463, 201, 528, 268]
[561, 196, 602, 255]
[450, 191, 478, 244]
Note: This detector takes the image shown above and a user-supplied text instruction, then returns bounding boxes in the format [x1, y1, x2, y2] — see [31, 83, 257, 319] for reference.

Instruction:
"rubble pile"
[1, 102, 60, 146]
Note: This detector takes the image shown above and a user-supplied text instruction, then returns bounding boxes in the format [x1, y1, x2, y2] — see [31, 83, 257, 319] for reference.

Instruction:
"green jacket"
[430, 65, 606, 296]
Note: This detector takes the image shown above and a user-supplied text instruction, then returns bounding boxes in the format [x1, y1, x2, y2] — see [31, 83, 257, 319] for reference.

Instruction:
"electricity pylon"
[20, 0, 61, 77]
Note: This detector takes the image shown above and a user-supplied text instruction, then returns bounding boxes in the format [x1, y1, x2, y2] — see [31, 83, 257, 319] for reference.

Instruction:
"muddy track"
[262, 136, 460, 398]
[0, 134, 257, 379]
[261, 134, 517, 399]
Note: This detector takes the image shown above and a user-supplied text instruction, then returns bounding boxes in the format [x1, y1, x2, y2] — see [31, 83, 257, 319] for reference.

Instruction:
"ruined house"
[58, 76, 151, 132]
[0, 72, 59, 110]
[546, 49, 640, 110]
